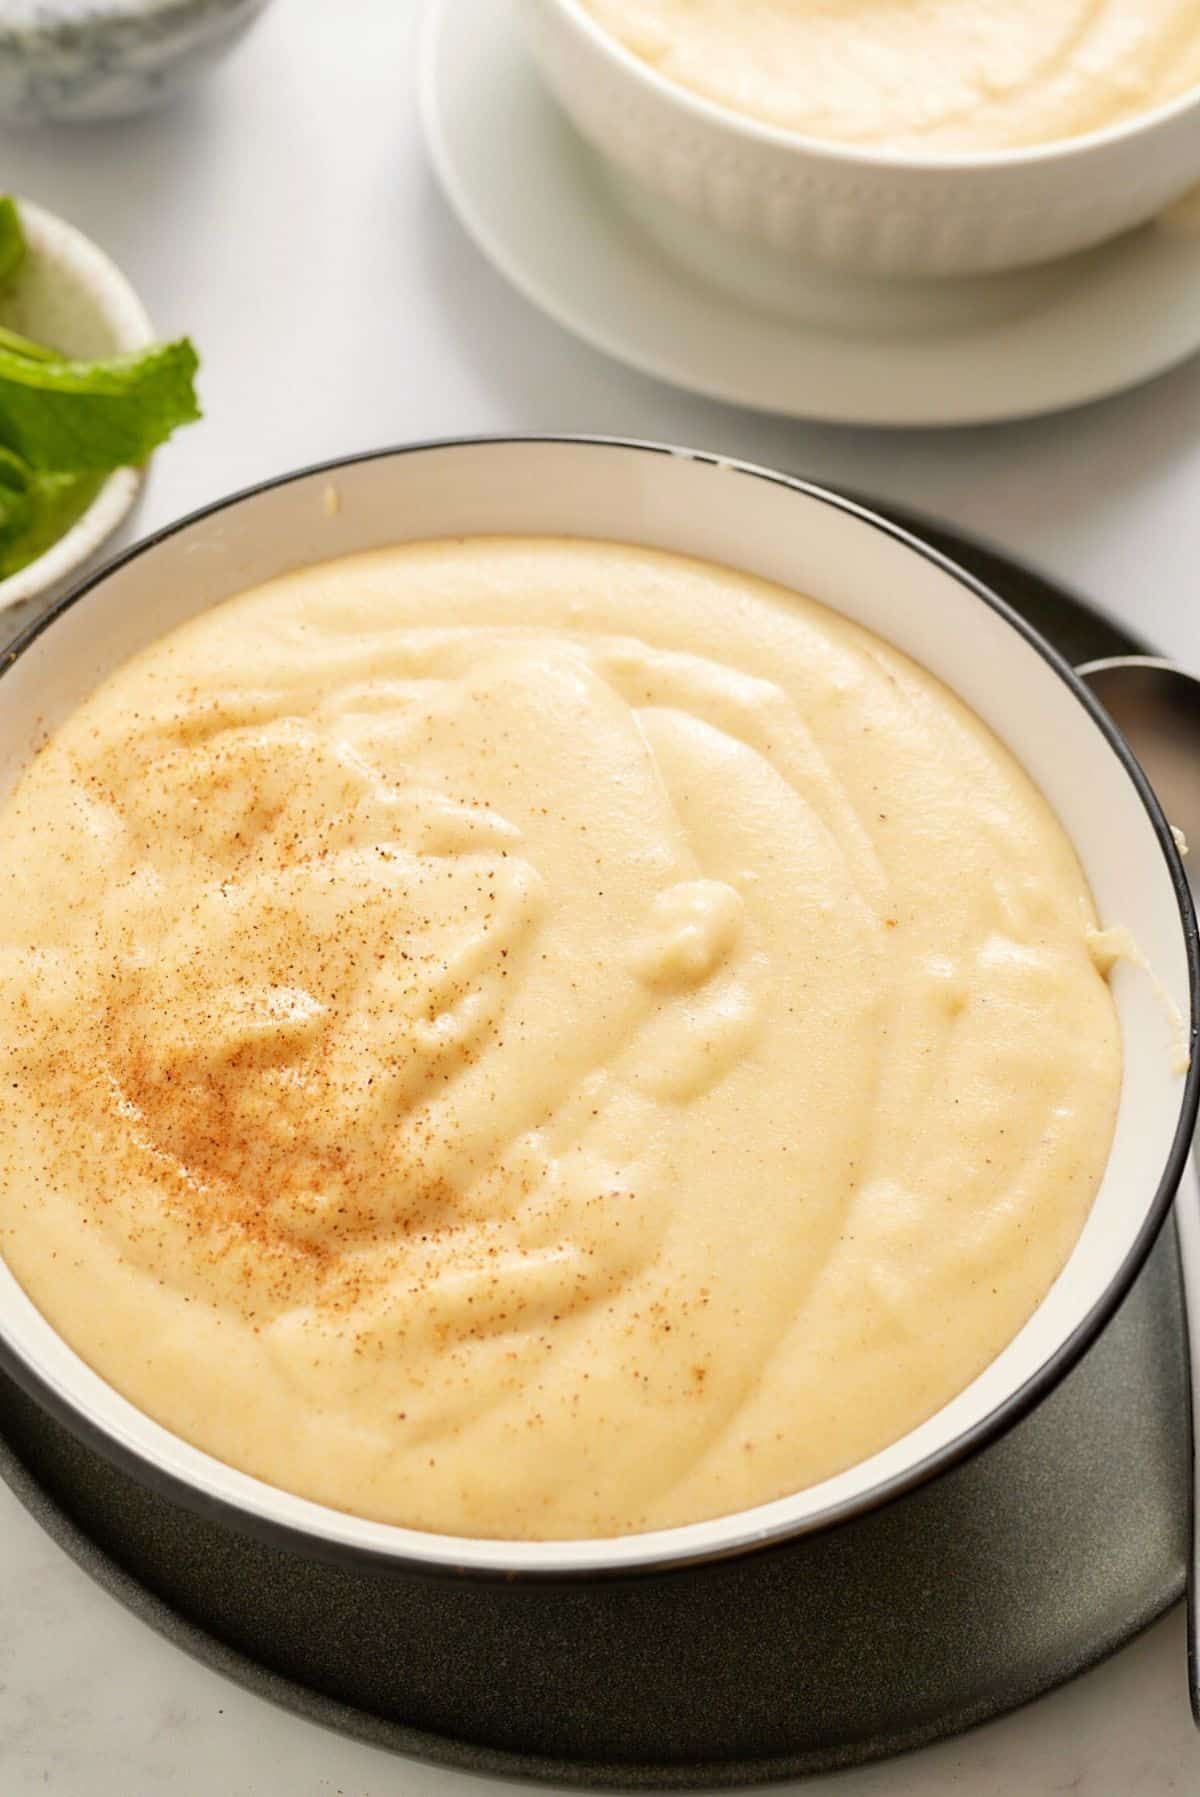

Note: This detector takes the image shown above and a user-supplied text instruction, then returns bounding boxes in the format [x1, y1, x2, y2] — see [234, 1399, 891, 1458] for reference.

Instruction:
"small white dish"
[0, 199, 154, 619]
[421, 0, 1200, 428]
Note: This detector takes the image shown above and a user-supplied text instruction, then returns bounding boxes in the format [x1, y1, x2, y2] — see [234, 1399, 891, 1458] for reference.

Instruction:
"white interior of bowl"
[0, 198, 152, 616]
[0, 439, 1191, 1574]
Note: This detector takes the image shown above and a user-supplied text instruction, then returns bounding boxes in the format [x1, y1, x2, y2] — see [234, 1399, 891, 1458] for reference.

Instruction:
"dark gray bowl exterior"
[0, 450, 1195, 1783]
[0, 1228, 1188, 1784]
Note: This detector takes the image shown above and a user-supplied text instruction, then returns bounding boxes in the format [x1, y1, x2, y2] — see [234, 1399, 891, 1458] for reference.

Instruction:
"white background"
[2, 1, 1200, 1790]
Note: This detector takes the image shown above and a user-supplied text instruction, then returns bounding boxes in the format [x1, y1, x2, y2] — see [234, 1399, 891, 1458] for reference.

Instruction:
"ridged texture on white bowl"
[519, 0, 1200, 276]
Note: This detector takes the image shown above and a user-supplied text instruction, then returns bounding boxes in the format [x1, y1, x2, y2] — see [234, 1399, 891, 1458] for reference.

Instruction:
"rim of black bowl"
[1, 434, 1197, 1584]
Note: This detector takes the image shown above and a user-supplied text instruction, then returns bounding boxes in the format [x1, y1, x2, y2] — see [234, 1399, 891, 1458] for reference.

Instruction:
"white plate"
[420, 0, 1200, 428]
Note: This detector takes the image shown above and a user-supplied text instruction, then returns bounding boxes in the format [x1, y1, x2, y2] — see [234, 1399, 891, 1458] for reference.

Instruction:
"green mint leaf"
[0, 198, 25, 286]
[0, 463, 101, 581]
[0, 445, 32, 548]
[0, 202, 61, 362]
[0, 322, 61, 363]
[0, 201, 200, 578]
[0, 443, 30, 489]
[0, 335, 200, 473]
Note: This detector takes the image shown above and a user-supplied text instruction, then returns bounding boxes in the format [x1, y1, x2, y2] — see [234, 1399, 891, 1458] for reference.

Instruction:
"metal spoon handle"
[1180, 1156, 1200, 1723]
[1075, 653, 1200, 1725]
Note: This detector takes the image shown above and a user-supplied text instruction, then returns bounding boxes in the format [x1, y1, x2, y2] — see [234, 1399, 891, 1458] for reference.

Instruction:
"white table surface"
[2, 1, 1200, 1791]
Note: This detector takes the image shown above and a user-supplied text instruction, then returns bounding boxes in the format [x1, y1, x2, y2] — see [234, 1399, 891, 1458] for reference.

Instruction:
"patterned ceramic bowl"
[0, 0, 272, 123]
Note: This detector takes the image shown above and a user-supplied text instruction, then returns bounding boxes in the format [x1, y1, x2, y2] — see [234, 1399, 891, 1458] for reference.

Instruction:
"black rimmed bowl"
[0, 438, 1196, 1769]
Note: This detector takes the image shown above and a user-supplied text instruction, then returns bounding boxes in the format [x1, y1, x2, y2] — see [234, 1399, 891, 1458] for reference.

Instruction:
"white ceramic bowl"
[517, 0, 1200, 277]
[0, 199, 153, 621]
[0, 437, 1195, 1578]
